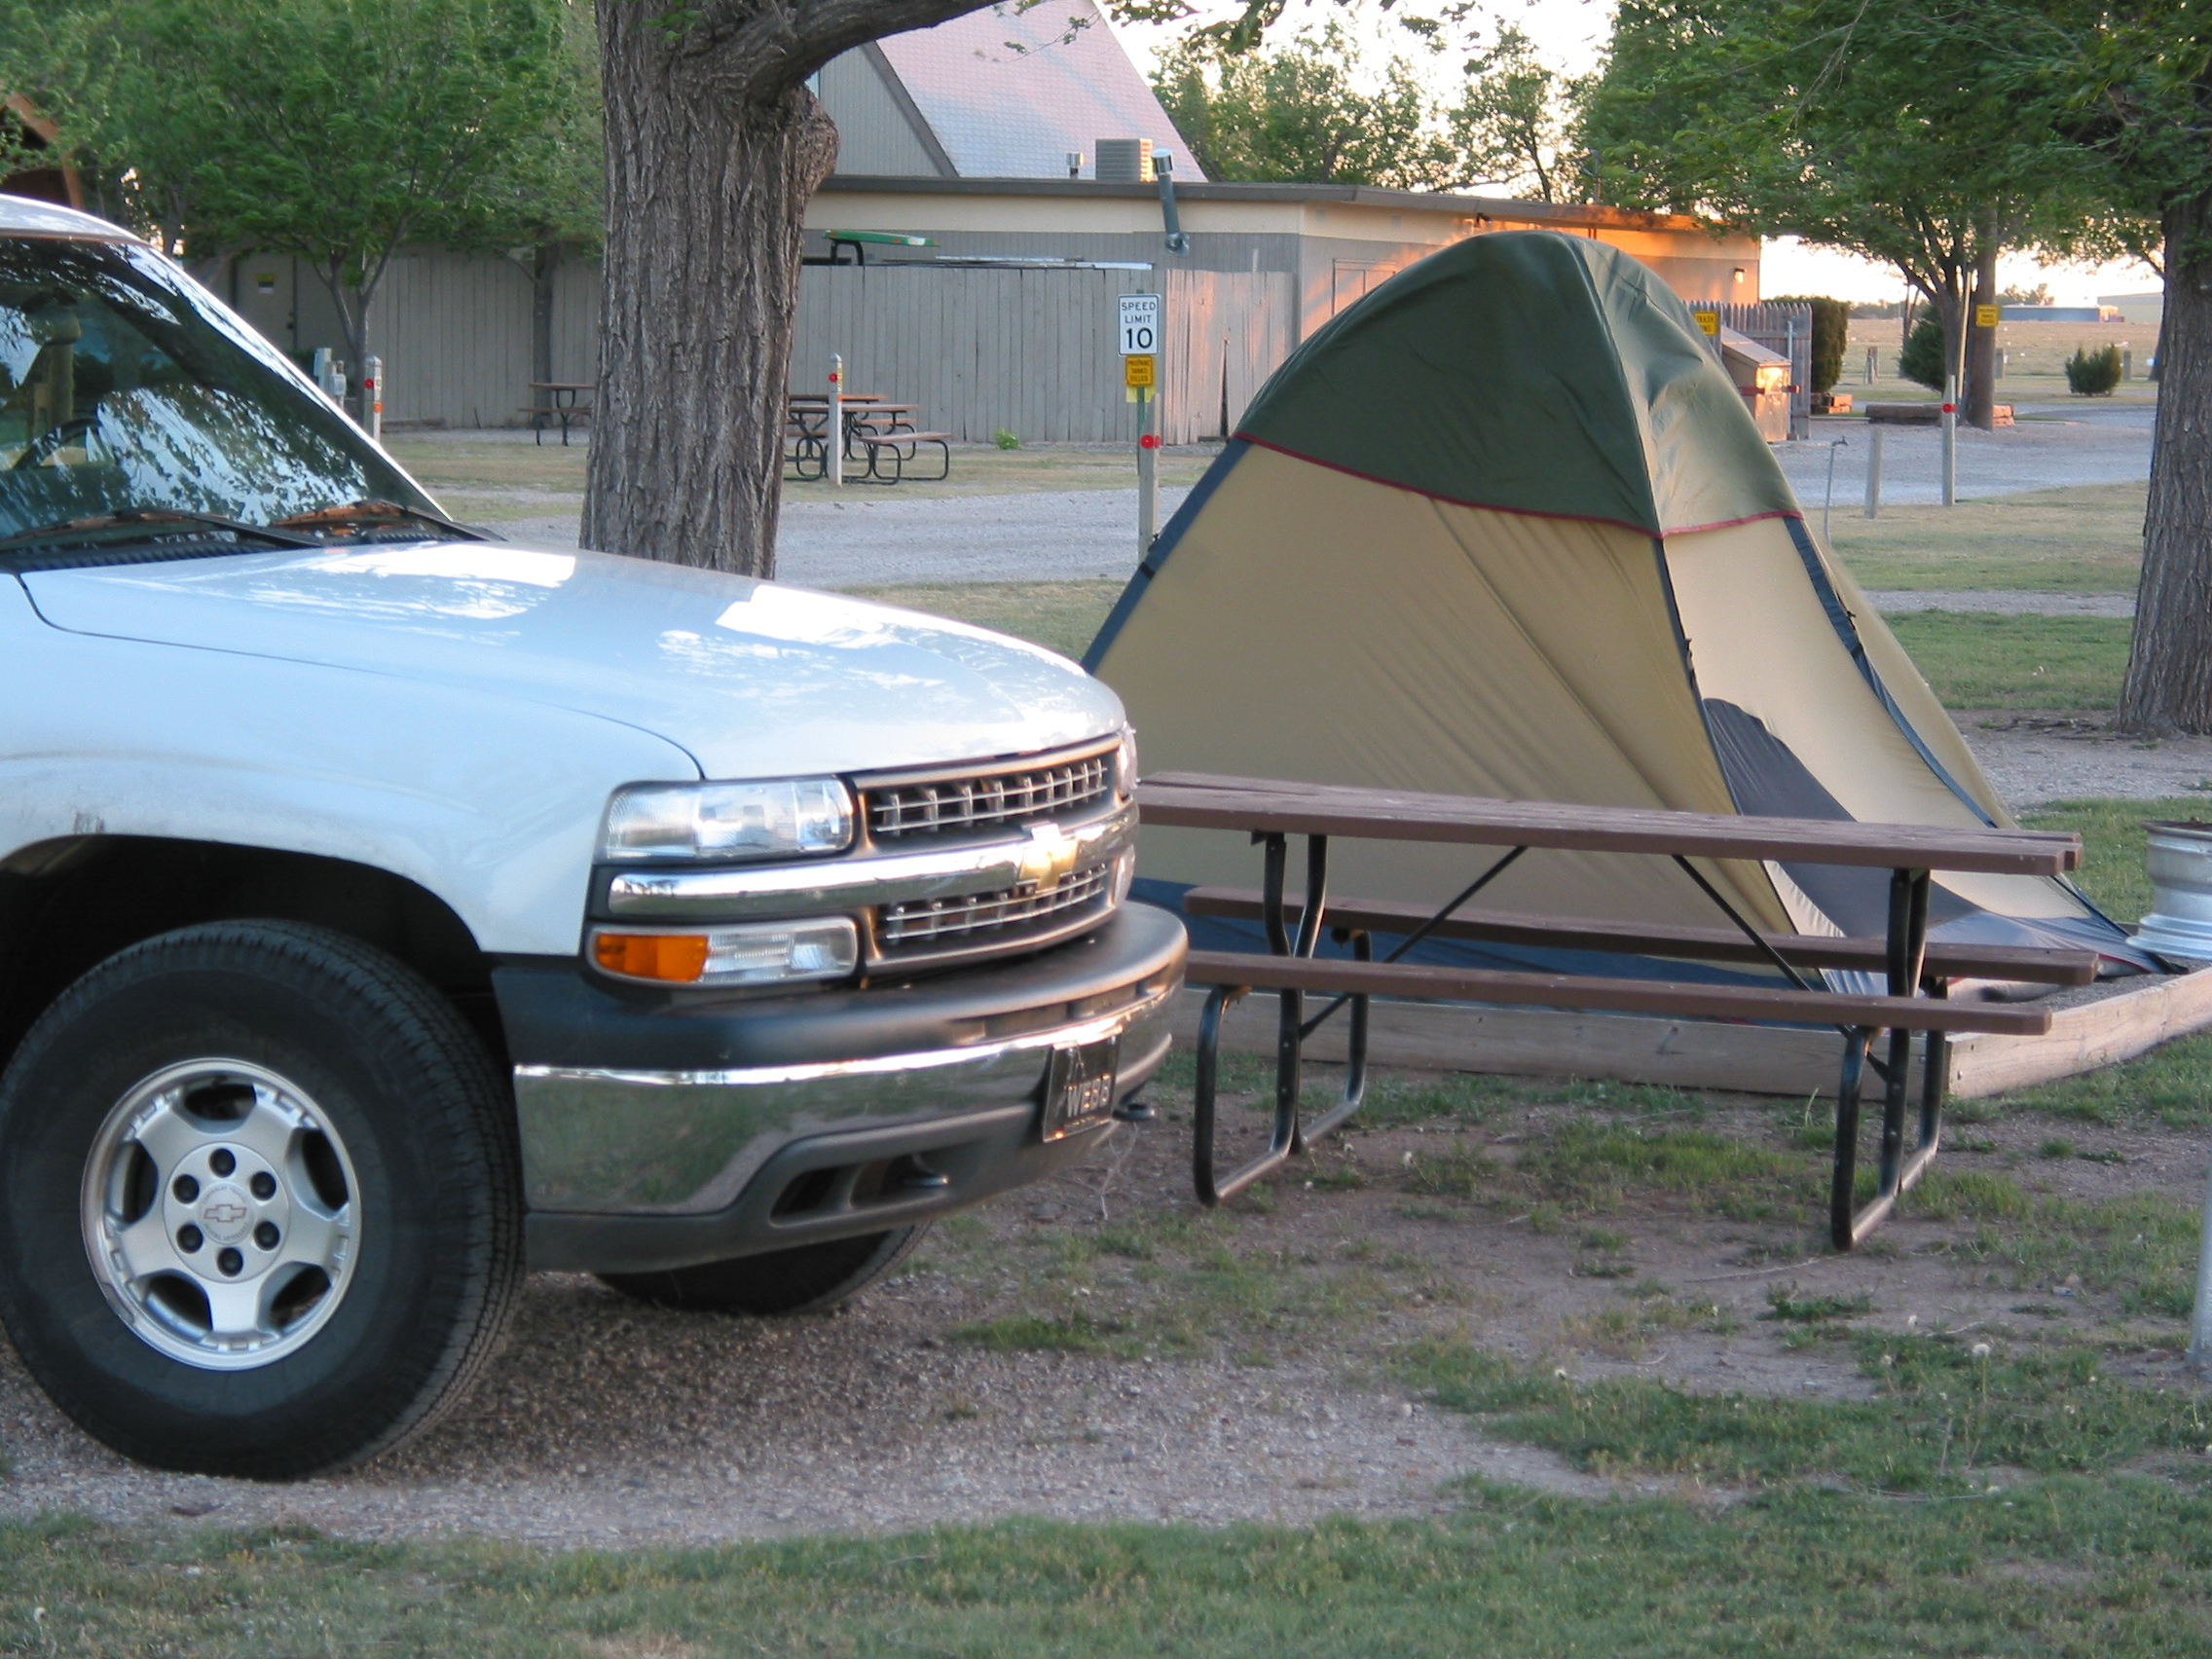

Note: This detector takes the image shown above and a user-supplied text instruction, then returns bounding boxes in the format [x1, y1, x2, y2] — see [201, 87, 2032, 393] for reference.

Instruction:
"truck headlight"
[591, 919, 860, 986]
[1116, 726, 1138, 800]
[600, 777, 854, 863]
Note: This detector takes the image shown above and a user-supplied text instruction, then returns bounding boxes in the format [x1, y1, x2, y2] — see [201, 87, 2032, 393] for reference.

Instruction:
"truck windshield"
[0, 235, 436, 539]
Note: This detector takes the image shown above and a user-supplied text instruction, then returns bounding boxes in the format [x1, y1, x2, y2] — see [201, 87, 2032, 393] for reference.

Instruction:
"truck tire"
[0, 921, 523, 1479]
[599, 1224, 928, 1316]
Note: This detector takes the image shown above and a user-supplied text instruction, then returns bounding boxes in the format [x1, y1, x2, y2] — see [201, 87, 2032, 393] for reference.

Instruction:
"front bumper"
[498, 903, 1186, 1273]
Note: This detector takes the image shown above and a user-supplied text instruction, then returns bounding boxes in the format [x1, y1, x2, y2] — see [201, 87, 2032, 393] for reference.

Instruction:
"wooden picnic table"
[785, 399, 933, 482]
[1135, 771, 2093, 1246]
[526, 382, 595, 447]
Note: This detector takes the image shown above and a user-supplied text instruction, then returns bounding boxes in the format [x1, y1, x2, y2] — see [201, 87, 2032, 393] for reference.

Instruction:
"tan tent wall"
[1098, 443, 1793, 930]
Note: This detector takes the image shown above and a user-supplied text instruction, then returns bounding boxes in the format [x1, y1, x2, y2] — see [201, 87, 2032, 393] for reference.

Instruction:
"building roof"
[865, 1, 1200, 180]
[816, 173, 1725, 238]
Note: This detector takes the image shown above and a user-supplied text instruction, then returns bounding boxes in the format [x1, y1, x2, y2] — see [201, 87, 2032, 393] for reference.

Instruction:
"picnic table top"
[1135, 771, 2081, 877]
[530, 382, 595, 392]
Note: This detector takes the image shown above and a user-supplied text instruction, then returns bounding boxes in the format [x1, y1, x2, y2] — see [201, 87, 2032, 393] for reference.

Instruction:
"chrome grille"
[866, 753, 1112, 841]
[877, 866, 1112, 950]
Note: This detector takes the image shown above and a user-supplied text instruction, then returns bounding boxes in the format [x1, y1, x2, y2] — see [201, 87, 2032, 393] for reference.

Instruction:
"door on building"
[231, 258, 297, 358]
[1331, 261, 1394, 313]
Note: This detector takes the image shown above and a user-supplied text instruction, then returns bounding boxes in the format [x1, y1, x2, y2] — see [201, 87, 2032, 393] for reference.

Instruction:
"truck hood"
[20, 539, 1125, 778]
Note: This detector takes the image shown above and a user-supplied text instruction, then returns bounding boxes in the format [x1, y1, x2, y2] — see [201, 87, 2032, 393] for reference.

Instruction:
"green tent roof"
[1235, 231, 1800, 537]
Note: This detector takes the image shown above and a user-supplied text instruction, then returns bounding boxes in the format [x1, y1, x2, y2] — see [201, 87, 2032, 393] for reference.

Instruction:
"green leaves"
[1151, 22, 1459, 191]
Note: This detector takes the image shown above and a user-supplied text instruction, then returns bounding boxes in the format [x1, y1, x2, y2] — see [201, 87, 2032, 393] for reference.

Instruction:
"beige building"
[187, 4, 1759, 438]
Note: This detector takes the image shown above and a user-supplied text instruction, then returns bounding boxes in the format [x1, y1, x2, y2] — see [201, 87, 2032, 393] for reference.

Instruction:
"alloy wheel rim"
[80, 1059, 360, 1371]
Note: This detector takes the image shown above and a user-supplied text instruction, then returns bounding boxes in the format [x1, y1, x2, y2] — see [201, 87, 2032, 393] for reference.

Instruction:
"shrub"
[992, 427, 1021, 450]
[1771, 295, 1850, 392]
[1899, 310, 1948, 391]
[2065, 344, 2123, 396]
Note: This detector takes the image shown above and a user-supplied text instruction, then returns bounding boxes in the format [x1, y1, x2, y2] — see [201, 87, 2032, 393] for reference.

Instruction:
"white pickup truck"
[0, 196, 1183, 1478]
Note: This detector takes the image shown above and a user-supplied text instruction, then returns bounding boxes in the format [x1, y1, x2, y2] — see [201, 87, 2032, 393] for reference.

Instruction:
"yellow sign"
[1692, 311, 1719, 337]
[1974, 304, 2001, 329]
[1124, 353, 1156, 388]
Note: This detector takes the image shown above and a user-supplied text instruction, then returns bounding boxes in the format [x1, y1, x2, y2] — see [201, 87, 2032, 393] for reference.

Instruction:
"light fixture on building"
[1732, 267, 1747, 284]
[1067, 151, 1084, 179]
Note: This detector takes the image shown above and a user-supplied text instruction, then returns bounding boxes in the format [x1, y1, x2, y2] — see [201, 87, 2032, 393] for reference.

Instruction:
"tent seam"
[1232, 435, 1803, 539]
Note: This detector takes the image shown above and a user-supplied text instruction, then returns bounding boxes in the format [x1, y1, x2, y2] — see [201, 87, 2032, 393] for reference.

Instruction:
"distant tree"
[1898, 309, 1948, 390]
[1581, 0, 2099, 431]
[1153, 23, 1458, 189]
[1770, 295, 1849, 393]
[0, 0, 582, 392]
[1448, 24, 1587, 203]
[1985, 3, 2212, 731]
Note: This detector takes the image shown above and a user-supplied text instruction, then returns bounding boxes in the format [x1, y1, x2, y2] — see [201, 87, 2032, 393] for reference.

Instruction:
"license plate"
[1043, 1037, 1121, 1140]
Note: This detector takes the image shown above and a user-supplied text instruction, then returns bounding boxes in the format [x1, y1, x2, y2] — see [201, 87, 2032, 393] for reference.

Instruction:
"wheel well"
[0, 837, 501, 1071]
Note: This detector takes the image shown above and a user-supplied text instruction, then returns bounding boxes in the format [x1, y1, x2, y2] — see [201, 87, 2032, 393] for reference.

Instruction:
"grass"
[1402, 1332, 2211, 1493]
[1884, 611, 2133, 709]
[1825, 481, 2145, 592]
[846, 579, 1124, 660]
[2017, 795, 2207, 920]
[13, 1479, 2212, 1656]
[386, 435, 1219, 513]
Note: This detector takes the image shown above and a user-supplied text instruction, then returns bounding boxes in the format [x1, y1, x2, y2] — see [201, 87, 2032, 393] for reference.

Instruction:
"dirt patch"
[1, 1064, 2198, 1546]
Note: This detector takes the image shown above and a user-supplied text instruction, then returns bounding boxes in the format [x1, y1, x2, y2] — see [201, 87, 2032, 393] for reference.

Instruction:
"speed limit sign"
[1119, 293, 1161, 355]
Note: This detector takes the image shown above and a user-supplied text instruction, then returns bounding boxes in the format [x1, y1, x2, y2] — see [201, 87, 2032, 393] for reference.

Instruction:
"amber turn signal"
[593, 931, 710, 982]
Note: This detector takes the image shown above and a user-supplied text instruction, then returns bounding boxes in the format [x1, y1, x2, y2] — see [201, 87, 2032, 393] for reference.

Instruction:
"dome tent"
[1085, 231, 2136, 979]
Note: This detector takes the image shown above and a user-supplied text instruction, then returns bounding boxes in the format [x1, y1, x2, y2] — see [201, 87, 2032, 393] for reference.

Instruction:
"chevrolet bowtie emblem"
[1017, 824, 1080, 892]
[203, 1201, 247, 1227]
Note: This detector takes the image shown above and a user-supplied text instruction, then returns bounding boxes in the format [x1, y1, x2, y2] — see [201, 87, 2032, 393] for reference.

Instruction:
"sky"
[1105, 0, 2161, 304]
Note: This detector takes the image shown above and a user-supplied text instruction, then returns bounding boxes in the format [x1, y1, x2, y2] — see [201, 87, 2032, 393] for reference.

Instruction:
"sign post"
[1120, 294, 1161, 560]
[363, 355, 384, 443]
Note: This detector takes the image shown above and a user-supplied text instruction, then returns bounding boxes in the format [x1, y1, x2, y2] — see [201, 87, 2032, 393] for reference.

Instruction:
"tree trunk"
[532, 243, 560, 394]
[582, 7, 837, 575]
[1964, 232, 1999, 431]
[2119, 195, 2212, 734]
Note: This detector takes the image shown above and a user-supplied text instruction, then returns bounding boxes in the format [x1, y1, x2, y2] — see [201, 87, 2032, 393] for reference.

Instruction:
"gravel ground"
[484, 402, 2149, 583]
[4, 1081, 2195, 1548]
[1776, 402, 2151, 509]
[1955, 714, 2212, 805]
[0, 1286, 1517, 1547]
[1870, 589, 2136, 617]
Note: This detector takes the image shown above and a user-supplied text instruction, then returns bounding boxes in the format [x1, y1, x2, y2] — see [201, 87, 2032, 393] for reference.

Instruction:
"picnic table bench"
[523, 382, 594, 446]
[786, 396, 950, 483]
[1136, 771, 2096, 1249]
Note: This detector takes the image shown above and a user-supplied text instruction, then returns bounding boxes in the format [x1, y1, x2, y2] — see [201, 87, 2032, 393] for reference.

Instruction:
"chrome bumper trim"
[603, 801, 1137, 921]
[512, 977, 1176, 1216]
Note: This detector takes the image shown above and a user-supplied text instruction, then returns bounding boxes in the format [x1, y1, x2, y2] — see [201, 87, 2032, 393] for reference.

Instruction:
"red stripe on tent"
[1233, 434, 1805, 539]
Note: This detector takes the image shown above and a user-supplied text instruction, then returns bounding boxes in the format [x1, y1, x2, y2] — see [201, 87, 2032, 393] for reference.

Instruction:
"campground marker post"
[828, 354, 844, 489]
[1863, 424, 1884, 518]
[1940, 372, 1957, 506]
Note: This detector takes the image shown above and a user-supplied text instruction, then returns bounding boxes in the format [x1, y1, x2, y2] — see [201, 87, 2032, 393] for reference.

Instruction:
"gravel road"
[486, 402, 2149, 586]
[1775, 401, 2151, 510]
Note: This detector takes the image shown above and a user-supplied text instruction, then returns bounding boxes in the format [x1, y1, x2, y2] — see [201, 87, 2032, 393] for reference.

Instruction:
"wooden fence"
[790, 263, 1297, 445]
[254, 250, 1298, 446]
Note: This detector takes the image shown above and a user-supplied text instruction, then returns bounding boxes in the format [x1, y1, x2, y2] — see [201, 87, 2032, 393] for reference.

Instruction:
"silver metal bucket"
[2136, 820, 2212, 962]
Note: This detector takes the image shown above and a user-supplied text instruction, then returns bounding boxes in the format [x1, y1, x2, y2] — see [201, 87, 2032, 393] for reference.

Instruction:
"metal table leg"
[1835, 866, 1937, 1248]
